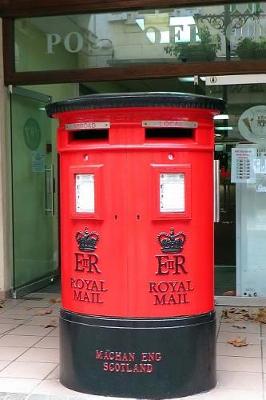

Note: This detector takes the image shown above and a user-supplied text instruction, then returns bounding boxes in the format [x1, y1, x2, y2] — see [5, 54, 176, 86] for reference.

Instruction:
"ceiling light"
[214, 114, 229, 120]
[215, 126, 233, 131]
[178, 77, 194, 82]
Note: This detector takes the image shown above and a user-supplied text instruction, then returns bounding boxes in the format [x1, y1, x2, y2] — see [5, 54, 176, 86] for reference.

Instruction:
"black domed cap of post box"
[46, 92, 225, 117]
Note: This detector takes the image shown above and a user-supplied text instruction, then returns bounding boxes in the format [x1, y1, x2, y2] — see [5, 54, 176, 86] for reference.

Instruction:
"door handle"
[45, 165, 54, 215]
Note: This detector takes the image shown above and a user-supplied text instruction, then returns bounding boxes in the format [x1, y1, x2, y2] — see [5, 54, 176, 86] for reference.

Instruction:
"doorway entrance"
[10, 87, 58, 297]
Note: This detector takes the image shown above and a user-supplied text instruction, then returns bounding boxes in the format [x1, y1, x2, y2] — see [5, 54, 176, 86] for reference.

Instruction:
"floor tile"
[261, 358, 266, 371]
[203, 387, 263, 400]
[217, 370, 263, 391]
[29, 396, 124, 400]
[261, 344, 266, 358]
[260, 324, 266, 334]
[16, 300, 54, 308]
[0, 393, 28, 400]
[7, 325, 53, 337]
[0, 335, 42, 347]
[47, 328, 59, 337]
[0, 347, 28, 361]
[0, 301, 24, 311]
[178, 394, 208, 400]
[261, 373, 266, 400]
[0, 361, 11, 371]
[0, 378, 41, 393]
[31, 379, 89, 396]
[0, 316, 31, 324]
[46, 365, 59, 379]
[217, 355, 262, 372]
[25, 316, 58, 327]
[219, 321, 261, 334]
[0, 319, 23, 327]
[0, 325, 19, 335]
[0, 309, 35, 317]
[16, 348, 59, 363]
[34, 336, 59, 349]
[217, 342, 261, 357]
[23, 293, 49, 300]
[0, 317, 26, 324]
[0, 361, 57, 379]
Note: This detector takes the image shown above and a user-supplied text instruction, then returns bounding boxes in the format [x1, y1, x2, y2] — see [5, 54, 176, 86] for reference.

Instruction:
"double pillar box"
[46, 92, 224, 399]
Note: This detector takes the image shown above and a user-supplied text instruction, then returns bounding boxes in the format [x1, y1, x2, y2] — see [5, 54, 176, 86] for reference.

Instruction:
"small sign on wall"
[231, 147, 256, 183]
[31, 151, 45, 173]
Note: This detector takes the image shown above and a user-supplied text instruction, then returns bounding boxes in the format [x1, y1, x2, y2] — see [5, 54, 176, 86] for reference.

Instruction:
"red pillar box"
[46, 93, 224, 399]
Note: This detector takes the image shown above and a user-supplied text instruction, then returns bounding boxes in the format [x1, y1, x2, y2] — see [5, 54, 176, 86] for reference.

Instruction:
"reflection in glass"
[14, 2, 266, 72]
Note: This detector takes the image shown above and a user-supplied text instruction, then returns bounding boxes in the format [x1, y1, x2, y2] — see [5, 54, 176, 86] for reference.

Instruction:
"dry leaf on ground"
[44, 320, 58, 328]
[49, 297, 61, 304]
[227, 337, 248, 347]
[232, 324, 247, 329]
[221, 306, 266, 330]
[35, 308, 53, 316]
[222, 309, 230, 319]
[222, 307, 252, 323]
[253, 308, 266, 324]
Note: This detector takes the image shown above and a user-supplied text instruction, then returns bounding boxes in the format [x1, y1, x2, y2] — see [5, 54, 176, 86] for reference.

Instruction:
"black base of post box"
[60, 309, 216, 399]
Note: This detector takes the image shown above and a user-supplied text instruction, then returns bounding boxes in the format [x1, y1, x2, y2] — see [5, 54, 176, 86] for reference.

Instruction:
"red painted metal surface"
[55, 106, 218, 318]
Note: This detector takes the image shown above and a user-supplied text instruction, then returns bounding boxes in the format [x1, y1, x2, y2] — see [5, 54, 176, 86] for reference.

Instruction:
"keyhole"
[136, 214, 140, 220]
[114, 215, 118, 220]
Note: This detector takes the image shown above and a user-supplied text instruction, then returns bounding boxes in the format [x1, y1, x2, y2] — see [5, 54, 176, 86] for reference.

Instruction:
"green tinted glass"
[14, 2, 266, 72]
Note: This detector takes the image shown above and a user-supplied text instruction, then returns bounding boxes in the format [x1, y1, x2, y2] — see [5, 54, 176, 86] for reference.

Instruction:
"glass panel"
[14, 2, 266, 72]
[160, 173, 185, 213]
[11, 90, 58, 291]
[206, 81, 266, 296]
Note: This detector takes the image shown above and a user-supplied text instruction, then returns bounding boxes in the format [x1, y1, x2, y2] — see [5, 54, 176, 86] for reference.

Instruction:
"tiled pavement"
[0, 294, 265, 400]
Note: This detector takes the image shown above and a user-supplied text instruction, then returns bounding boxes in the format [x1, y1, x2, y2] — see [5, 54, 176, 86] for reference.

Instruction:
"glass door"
[10, 87, 58, 296]
[205, 74, 266, 297]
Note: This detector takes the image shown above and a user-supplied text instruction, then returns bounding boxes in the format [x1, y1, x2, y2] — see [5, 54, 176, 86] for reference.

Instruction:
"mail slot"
[46, 92, 224, 399]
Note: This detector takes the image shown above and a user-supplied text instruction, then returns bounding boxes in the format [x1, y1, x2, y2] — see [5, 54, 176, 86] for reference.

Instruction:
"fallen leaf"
[35, 308, 53, 316]
[0, 299, 6, 308]
[232, 324, 247, 329]
[234, 309, 248, 315]
[254, 308, 266, 323]
[49, 297, 61, 304]
[228, 337, 248, 347]
[44, 321, 58, 328]
[222, 309, 230, 319]
[221, 307, 253, 323]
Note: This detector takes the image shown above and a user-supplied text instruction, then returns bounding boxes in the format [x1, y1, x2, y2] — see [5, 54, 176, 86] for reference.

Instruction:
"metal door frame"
[207, 73, 266, 304]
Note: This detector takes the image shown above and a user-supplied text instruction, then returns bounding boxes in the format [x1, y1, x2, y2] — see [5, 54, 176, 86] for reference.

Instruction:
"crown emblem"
[75, 228, 99, 252]
[158, 228, 186, 254]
